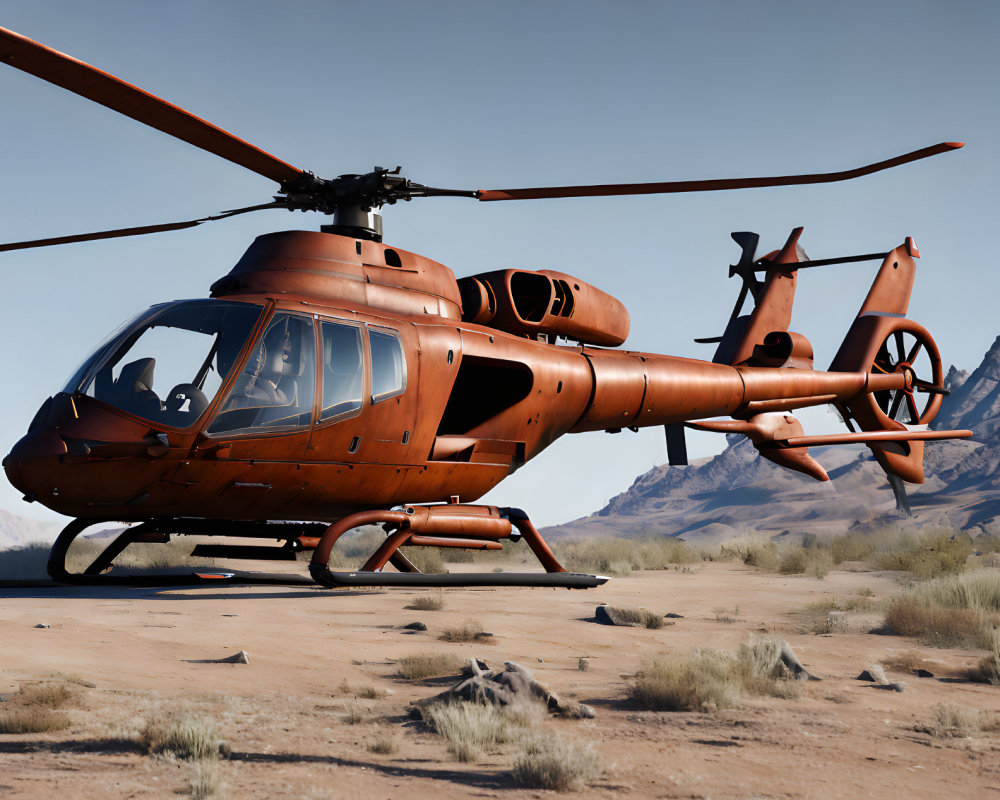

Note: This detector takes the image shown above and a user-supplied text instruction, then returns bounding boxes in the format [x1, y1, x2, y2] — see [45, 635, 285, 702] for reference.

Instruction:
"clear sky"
[0, 1, 994, 526]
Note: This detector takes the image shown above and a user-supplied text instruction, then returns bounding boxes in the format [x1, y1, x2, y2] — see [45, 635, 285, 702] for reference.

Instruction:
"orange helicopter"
[0, 26, 971, 589]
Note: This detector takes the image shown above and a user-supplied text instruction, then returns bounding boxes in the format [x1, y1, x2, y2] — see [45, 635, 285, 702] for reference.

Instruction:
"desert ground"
[1, 562, 998, 800]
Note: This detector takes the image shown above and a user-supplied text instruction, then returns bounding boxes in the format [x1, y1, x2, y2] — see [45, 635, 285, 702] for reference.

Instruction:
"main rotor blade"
[0, 203, 281, 253]
[0, 27, 303, 184]
[475, 142, 964, 201]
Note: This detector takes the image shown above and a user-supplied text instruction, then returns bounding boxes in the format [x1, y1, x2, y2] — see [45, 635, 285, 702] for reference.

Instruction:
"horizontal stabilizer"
[756, 428, 972, 450]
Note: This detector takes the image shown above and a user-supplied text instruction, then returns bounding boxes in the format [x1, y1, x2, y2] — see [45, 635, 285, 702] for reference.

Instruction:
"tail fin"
[713, 227, 813, 368]
[829, 238, 943, 483]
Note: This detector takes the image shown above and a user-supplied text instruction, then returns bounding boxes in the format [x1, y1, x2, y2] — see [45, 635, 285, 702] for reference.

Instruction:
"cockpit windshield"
[65, 300, 263, 428]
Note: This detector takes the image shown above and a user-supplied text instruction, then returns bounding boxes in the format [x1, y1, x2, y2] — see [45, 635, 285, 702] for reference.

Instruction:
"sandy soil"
[1, 562, 998, 799]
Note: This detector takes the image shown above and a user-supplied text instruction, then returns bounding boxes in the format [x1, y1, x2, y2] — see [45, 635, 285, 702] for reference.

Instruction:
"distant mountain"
[0, 509, 62, 550]
[545, 336, 1000, 543]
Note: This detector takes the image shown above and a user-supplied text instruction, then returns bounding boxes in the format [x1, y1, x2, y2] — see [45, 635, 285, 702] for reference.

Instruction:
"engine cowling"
[457, 268, 629, 347]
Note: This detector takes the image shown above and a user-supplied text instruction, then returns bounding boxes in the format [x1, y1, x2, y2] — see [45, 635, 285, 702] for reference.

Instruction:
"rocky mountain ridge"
[544, 336, 1000, 543]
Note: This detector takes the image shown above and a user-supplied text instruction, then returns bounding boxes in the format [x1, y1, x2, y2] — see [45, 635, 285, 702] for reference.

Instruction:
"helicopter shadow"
[229, 750, 516, 791]
[0, 583, 385, 601]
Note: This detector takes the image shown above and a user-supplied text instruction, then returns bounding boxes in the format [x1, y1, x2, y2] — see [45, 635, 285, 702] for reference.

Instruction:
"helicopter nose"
[3, 429, 67, 499]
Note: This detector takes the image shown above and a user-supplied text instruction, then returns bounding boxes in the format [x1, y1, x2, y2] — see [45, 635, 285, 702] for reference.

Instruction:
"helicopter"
[0, 26, 972, 589]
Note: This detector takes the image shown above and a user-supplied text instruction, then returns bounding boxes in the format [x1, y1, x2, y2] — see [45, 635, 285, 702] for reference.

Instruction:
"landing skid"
[45, 505, 606, 590]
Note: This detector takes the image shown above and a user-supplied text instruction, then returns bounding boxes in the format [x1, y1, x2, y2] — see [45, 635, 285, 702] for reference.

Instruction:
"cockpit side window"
[73, 300, 262, 429]
[369, 328, 406, 403]
[320, 321, 364, 422]
[207, 312, 316, 435]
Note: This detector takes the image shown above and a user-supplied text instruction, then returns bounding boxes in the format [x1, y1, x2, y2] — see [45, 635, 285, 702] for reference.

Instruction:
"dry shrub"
[631, 637, 801, 711]
[881, 650, 927, 674]
[405, 593, 444, 611]
[735, 637, 802, 699]
[0, 541, 52, 580]
[511, 734, 601, 791]
[884, 598, 983, 647]
[831, 526, 973, 577]
[0, 680, 76, 734]
[778, 548, 809, 574]
[140, 713, 228, 761]
[558, 537, 696, 577]
[421, 701, 538, 762]
[612, 607, 664, 629]
[368, 726, 400, 755]
[630, 651, 738, 711]
[399, 546, 448, 575]
[439, 619, 484, 643]
[15, 682, 74, 709]
[0, 707, 71, 733]
[397, 652, 464, 680]
[877, 531, 973, 577]
[778, 545, 833, 578]
[338, 680, 385, 699]
[882, 569, 1000, 647]
[718, 535, 777, 570]
[929, 704, 981, 738]
[344, 703, 364, 725]
[46, 672, 96, 688]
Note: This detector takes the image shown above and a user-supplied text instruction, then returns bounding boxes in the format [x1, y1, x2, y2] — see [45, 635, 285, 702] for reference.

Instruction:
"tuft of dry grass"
[337, 679, 385, 699]
[926, 704, 982, 738]
[970, 631, 1000, 685]
[405, 593, 445, 611]
[630, 637, 801, 711]
[14, 682, 74, 708]
[140, 713, 229, 761]
[0, 707, 71, 734]
[397, 652, 464, 680]
[511, 734, 601, 792]
[778, 545, 833, 578]
[439, 619, 485, 643]
[189, 759, 225, 800]
[368, 726, 400, 755]
[0, 680, 77, 734]
[630, 651, 738, 711]
[420, 701, 539, 762]
[344, 703, 365, 725]
[882, 569, 1000, 648]
[611, 607, 664, 629]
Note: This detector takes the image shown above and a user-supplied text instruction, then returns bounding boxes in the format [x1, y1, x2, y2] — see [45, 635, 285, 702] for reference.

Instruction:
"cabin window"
[320, 321, 364, 421]
[69, 299, 263, 429]
[207, 312, 316, 434]
[369, 328, 405, 403]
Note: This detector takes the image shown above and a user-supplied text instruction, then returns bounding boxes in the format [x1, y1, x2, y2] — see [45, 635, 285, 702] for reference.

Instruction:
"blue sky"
[0, 1, 994, 526]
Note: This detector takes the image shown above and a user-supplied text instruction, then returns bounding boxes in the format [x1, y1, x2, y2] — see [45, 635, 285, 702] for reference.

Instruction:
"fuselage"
[3, 230, 901, 522]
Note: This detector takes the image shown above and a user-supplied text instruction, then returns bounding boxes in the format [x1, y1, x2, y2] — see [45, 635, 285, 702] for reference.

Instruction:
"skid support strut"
[308, 504, 607, 589]
[45, 517, 323, 586]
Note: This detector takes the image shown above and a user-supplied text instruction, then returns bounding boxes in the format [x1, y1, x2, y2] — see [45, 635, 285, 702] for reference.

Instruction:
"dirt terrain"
[1, 562, 998, 799]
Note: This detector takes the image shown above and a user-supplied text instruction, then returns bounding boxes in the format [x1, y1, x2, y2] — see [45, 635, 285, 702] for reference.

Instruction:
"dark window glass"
[208, 312, 316, 434]
[320, 321, 364, 421]
[370, 329, 405, 402]
[69, 300, 262, 429]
